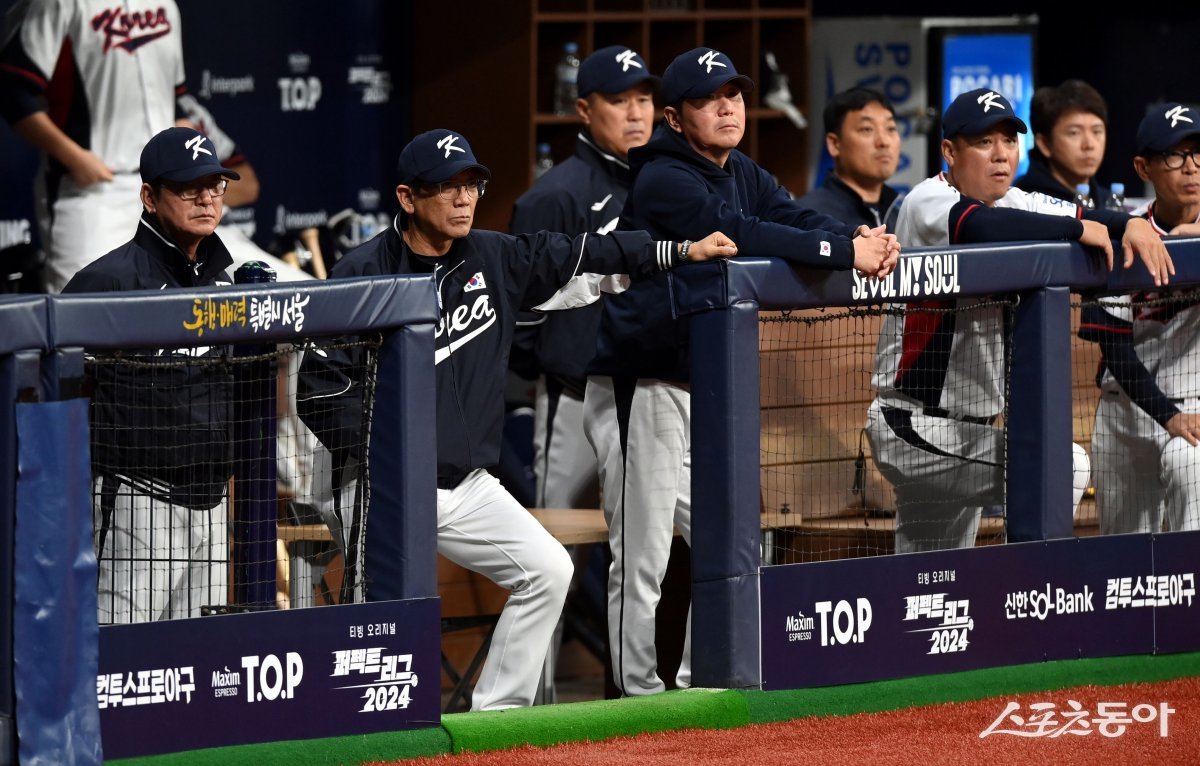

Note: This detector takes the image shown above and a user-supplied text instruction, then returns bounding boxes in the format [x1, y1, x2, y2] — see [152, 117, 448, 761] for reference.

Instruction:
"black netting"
[85, 335, 379, 624]
[1073, 289, 1200, 537]
[760, 299, 1017, 562]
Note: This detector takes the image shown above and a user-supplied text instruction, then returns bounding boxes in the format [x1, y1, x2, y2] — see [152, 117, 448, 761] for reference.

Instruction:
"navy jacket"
[510, 131, 633, 389]
[1015, 151, 1111, 206]
[797, 173, 902, 232]
[63, 215, 235, 510]
[299, 218, 677, 488]
[591, 123, 857, 382]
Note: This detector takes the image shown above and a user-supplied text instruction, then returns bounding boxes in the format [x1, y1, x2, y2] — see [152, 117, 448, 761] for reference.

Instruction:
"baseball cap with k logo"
[397, 129, 492, 185]
[139, 126, 241, 183]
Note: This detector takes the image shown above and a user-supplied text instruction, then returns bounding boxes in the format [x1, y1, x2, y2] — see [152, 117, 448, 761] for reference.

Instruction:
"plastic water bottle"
[1074, 183, 1095, 211]
[1107, 182, 1127, 212]
[553, 42, 580, 115]
[534, 143, 554, 179]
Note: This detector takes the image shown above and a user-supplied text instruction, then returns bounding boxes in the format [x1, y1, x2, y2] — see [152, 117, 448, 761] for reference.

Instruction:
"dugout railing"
[674, 238, 1200, 692]
[5, 277, 442, 763]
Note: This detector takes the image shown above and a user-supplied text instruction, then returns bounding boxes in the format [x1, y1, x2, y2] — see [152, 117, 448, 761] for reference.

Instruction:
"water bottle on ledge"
[1074, 183, 1095, 211]
[1107, 182, 1127, 212]
[534, 143, 554, 179]
[553, 42, 580, 115]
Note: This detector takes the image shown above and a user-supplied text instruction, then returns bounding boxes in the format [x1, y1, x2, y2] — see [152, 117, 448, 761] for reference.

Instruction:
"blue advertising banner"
[98, 598, 440, 759]
[1148, 531, 1200, 655]
[760, 533, 1197, 690]
[941, 31, 1035, 176]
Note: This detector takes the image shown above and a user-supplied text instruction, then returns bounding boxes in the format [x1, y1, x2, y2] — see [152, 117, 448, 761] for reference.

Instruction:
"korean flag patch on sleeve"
[820, 241, 831, 257]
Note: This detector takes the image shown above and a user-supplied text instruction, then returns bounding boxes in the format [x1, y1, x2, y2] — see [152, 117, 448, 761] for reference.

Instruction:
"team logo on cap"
[464, 272, 487, 292]
[1165, 105, 1194, 128]
[615, 49, 642, 72]
[697, 50, 726, 74]
[184, 134, 212, 160]
[437, 134, 465, 159]
[976, 92, 1005, 113]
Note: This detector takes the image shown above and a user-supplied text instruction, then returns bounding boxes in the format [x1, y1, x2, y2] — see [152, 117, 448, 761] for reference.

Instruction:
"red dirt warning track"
[390, 676, 1200, 765]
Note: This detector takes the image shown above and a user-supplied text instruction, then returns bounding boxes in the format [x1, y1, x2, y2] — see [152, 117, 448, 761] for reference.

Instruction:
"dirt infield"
[392, 676, 1200, 765]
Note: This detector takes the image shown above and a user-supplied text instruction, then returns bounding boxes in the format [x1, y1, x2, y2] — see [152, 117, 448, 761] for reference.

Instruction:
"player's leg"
[585, 374, 635, 694]
[436, 469, 573, 710]
[94, 477, 159, 624]
[671, 415, 692, 690]
[93, 475, 134, 624]
[866, 401, 1002, 552]
[1160, 399, 1200, 531]
[167, 497, 229, 618]
[1093, 392, 1166, 534]
[538, 376, 600, 509]
[607, 379, 688, 695]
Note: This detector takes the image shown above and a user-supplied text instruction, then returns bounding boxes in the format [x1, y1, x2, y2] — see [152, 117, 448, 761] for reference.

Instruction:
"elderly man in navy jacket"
[300, 128, 735, 710]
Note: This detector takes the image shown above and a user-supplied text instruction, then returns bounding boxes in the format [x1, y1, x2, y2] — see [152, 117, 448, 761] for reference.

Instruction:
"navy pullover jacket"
[591, 123, 857, 383]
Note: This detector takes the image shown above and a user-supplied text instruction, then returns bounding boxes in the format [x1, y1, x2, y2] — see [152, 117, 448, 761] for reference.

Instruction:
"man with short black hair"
[510, 45, 659, 511]
[798, 87, 902, 230]
[1016, 79, 1110, 204]
[300, 128, 735, 710]
[1081, 102, 1200, 535]
[64, 126, 241, 623]
[867, 88, 1171, 553]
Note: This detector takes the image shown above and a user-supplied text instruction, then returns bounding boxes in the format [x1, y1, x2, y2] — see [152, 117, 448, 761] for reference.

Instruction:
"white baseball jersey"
[2, 0, 184, 173]
[1092, 203, 1200, 400]
[873, 173, 1080, 418]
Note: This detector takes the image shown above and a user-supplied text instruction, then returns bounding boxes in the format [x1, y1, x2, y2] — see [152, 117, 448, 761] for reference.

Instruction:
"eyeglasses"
[164, 178, 229, 200]
[1157, 149, 1200, 170]
[424, 180, 487, 200]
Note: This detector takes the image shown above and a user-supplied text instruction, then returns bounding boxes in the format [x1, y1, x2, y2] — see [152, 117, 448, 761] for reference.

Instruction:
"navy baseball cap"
[942, 88, 1028, 139]
[397, 129, 492, 185]
[139, 127, 240, 183]
[1136, 103, 1200, 154]
[578, 46, 659, 98]
[661, 47, 754, 106]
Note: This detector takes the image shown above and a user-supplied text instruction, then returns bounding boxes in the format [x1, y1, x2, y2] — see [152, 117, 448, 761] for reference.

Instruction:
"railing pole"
[688, 302, 762, 689]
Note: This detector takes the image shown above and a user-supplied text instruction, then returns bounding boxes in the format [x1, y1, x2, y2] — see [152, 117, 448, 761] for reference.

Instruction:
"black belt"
[919, 406, 995, 426]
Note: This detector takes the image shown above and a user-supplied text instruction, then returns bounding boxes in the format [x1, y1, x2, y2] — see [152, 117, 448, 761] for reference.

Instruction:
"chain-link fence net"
[1073, 288, 1200, 537]
[85, 334, 380, 624]
[760, 299, 1018, 563]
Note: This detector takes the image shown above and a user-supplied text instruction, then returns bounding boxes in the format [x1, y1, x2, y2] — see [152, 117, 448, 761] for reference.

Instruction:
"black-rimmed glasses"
[1158, 149, 1200, 170]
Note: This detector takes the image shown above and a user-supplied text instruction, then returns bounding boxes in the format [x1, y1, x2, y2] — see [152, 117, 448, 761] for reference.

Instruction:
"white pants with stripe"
[1092, 390, 1200, 534]
[533, 375, 600, 509]
[867, 399, 1090, 552]
[436, 469, 573, 710]
[584, 376, 692, 696]
[93, 475, 228, 624]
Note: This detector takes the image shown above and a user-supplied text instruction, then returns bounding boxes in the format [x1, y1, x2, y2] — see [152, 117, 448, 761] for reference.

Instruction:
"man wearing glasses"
[63, 127, 240, 623]
[1080, 103, 1200, 535]
[300, 128, 735, 710]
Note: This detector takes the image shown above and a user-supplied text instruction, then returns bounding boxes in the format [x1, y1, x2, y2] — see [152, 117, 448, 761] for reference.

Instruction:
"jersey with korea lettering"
[296, 219, 673, 488]
[0, 0, 185, 174]
[873, 173, 1080, 418]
